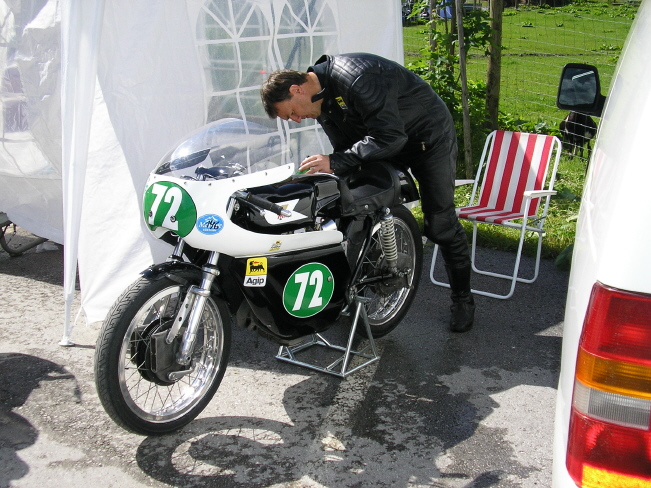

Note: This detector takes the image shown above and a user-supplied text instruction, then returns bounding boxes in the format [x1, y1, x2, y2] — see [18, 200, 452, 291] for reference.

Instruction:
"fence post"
[487, 0, 503, 130]
[456, 0, 473, 178]
[428, 0, 438, 72]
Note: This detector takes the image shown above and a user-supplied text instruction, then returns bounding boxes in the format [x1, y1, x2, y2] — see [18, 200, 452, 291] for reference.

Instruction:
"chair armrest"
[455, 179, 475, 187]
[523, 189, 557, 199]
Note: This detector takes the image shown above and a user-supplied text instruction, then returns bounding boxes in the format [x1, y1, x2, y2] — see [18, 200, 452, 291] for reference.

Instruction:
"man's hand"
[299, 154, 333, 174]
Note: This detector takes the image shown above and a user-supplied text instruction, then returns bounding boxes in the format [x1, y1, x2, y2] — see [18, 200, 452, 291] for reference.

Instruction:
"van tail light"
[567, 282, 651, 486]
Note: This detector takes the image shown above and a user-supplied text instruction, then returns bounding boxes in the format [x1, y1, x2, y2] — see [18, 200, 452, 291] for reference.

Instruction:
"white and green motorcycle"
[94, 119, 423, 435]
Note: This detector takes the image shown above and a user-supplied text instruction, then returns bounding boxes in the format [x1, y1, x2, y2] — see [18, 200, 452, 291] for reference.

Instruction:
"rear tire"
[94, 274, 231, 435]
[357, 204, 423, 338]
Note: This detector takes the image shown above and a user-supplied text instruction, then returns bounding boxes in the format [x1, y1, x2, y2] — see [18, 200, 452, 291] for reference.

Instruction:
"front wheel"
[357, 204, 423, 338]
[94, 274, 231, 435]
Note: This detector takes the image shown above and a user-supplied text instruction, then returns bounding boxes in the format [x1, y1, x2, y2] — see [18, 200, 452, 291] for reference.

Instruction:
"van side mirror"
[556, 63, 606, 117]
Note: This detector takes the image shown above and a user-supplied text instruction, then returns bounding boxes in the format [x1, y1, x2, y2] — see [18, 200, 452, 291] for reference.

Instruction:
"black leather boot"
[445, 264, 475, 333]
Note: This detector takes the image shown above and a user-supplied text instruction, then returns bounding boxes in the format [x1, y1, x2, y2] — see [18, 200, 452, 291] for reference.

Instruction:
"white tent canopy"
[0, 0, 403, 342]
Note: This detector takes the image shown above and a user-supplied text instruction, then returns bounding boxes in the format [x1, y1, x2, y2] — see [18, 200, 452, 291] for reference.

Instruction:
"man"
[260, 52, 474, 333]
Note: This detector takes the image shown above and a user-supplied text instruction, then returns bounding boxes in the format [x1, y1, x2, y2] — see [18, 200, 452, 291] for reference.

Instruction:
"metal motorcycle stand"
[275, 295, 379, 378]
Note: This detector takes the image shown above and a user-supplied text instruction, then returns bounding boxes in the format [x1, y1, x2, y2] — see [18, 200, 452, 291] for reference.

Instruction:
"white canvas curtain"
[0, 0, 403, 342]
[0, 1, 64, 243]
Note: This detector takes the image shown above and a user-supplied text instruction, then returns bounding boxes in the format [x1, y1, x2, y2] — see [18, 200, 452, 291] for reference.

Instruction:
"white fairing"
[144, 120, 343, 257]
[552, 0, 651, 485]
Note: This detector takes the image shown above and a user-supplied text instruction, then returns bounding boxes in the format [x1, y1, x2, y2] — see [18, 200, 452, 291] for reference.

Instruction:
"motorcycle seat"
[338, 161, 401, 216]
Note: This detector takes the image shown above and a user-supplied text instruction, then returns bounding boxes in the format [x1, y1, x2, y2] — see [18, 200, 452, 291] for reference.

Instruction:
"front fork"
[164, 198, 234, 367]
[165, 252, 220, 366]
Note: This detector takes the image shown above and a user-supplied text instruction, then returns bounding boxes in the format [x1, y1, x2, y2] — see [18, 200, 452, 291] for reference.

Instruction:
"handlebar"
[234, 191, 292, 217]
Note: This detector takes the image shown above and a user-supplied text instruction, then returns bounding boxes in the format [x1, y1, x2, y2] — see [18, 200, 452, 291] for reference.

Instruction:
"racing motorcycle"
[94, 119, 423, 435]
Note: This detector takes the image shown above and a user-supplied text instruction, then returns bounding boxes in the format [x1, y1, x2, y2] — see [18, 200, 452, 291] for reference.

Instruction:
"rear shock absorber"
[380, 207, 398, 273]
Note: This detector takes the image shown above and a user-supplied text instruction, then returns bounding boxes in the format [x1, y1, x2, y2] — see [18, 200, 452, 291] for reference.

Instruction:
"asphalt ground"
[0, 238, 568, 488]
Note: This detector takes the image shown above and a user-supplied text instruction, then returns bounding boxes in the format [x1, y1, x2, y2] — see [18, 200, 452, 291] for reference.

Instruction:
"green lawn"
[404, 2, 634, 123]
[404, 1, 637, 261]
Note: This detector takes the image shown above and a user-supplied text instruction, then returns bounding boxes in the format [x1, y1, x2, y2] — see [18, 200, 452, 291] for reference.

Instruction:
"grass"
[404, 3, 633, 122]
[404, 0, 637, 262]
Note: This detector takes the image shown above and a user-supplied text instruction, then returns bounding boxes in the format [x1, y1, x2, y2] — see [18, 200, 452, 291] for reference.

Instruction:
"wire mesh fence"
[403, 0, 638, 165]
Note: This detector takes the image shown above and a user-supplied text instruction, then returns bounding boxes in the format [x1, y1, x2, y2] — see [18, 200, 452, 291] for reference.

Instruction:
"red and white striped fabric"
[459, 130, 556, 225]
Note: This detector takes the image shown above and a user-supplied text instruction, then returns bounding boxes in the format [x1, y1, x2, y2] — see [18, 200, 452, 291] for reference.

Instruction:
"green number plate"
[283, 263, 335, 318]
[143, 182, 197, 237]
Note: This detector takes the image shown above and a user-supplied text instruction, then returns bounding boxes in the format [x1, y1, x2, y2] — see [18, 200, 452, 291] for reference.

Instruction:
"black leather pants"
[407, 134, 471, 272]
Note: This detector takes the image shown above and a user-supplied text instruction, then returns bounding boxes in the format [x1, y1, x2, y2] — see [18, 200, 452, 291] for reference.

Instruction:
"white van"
[552, 0, 651, 486]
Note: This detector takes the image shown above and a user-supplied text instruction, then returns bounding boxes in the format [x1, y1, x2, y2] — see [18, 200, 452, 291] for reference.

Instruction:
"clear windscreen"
[153, 118, 285, 179]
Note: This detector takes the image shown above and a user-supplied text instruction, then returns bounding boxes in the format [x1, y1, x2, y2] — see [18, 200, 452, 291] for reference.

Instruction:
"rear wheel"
[94, 274, 231, 435]
[356, 204, 423, 338]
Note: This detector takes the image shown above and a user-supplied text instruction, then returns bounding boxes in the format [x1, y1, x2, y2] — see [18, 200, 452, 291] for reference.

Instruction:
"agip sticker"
[244, 257, 267, 287]
[283, 263, 334, 318]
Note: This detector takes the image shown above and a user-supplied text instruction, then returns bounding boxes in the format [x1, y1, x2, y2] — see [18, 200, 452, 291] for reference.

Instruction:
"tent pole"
[59, 0, 106, 346]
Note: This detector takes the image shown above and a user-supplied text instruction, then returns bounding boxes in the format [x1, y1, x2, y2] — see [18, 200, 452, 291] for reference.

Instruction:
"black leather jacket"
[308, 53, 455, 174]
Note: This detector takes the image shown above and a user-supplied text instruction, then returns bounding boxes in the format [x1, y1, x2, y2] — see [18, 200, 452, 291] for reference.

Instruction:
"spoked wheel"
[94, 274, 231, 435]
[356, 204, 423, 338]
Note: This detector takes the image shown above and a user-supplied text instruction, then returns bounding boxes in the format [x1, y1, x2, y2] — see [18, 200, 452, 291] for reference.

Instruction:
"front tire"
[357, 204, 423, 338]
[94, 274, 231, 435]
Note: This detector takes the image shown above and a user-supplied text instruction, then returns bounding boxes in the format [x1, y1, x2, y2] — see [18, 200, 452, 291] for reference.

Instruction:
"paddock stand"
[275, 295, 379, 378]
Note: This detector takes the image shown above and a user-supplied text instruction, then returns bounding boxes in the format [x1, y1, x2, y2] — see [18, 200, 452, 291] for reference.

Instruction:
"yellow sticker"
[246, 257, 267, 275]
[335, 96, 348, 110]
[270, 240, 282, 252]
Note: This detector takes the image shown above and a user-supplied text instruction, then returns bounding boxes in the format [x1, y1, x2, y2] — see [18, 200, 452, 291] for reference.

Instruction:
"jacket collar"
[308, 54, 331, 103]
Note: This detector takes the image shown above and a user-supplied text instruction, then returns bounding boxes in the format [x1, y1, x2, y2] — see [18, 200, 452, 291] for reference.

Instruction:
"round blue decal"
[196, 214, 224, 235]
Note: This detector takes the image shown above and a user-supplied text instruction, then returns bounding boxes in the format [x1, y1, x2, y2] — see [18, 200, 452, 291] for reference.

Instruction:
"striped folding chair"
[430, 130, 563, 299]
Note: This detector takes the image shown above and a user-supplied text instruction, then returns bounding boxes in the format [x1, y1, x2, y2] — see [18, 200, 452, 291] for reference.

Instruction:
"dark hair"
[260, 69, 309, 118]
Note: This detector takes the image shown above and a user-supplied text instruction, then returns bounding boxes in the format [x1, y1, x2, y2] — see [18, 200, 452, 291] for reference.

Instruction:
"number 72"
[148, 183, 182, 231]
[283, 263, 334, 318]
[291, 270, 325, 311]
